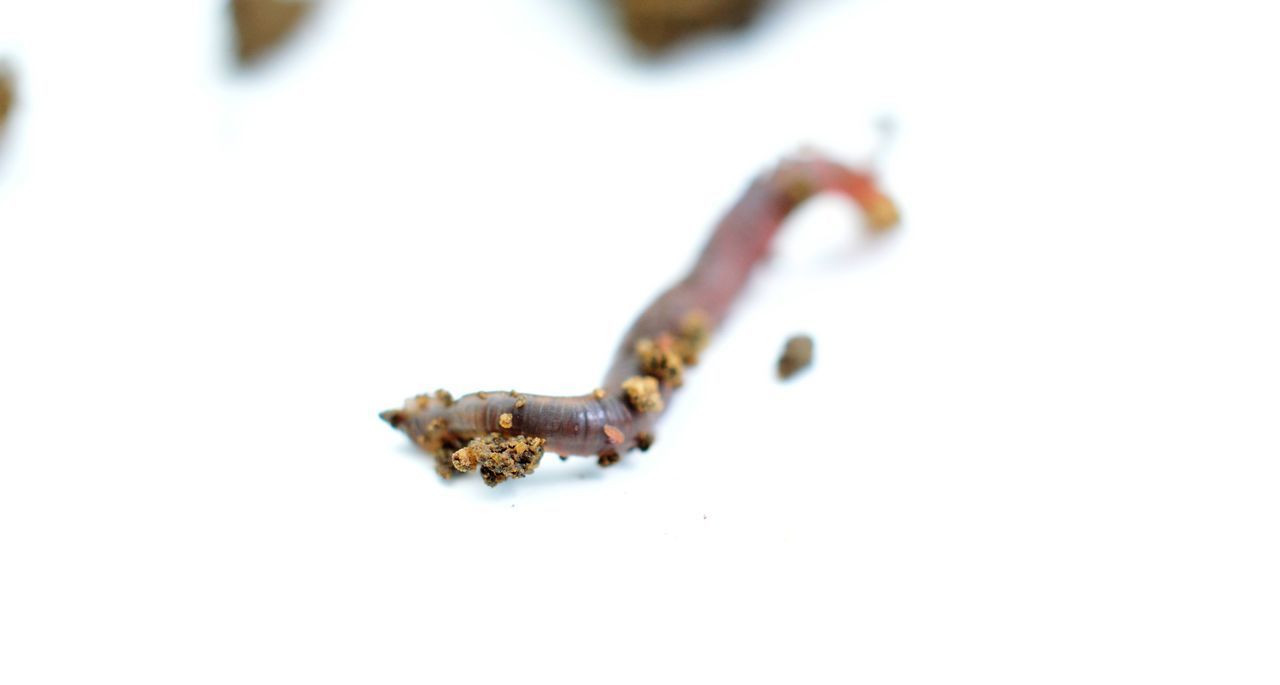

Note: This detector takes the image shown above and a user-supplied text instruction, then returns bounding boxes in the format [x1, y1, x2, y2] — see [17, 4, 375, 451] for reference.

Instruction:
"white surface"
[1, 1, 1278, 682]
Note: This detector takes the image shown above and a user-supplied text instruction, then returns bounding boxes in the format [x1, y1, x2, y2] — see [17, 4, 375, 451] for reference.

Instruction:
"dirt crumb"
[598, 449, 621, 467]
[619, 0, 764, 52]
[603, 424, 625, 445]
[0, 65, 13, 132]
[622, 375, 664, 413]
[777, 334, 814, 380]
[231, 0, 313, 67]
[866, 193, 901, 232]
[635, 432, 655, 451]
[675, 309, 711, 365]
[451, 433, 546, 486]
[450, 444, 479, 472]
[405, 389, 451, 411]
[499, 413, 513, 429]
[636, 337, 684, 387]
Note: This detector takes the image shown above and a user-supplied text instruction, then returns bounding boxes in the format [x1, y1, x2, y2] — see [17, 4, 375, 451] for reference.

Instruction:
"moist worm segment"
[381, 151, 899, 486]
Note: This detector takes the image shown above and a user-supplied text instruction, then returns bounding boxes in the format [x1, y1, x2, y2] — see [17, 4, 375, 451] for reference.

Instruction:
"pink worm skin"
[381, 152, 898, 469]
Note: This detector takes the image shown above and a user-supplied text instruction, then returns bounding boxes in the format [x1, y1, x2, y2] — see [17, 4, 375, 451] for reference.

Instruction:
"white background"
[1, 1, 1278, 682]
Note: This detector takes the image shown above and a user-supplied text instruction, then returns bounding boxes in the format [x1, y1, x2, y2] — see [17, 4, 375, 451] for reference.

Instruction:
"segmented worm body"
[381, 152, 898, 485]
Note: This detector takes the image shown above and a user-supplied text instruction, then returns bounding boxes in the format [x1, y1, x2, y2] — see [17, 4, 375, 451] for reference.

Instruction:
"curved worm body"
[381, 151, 898, 484]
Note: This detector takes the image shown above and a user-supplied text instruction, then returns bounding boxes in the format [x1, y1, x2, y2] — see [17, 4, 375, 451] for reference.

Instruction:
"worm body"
[381, 152, 898, 484]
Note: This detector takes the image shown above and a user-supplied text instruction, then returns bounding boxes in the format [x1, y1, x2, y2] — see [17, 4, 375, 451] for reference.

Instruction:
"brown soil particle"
[635, 432, 655, 451]
[450, 443, 479, 472]
[675, 309, 711, 365]
[231, 0, 313, 67]
[499, 413, 513, 429]
[597, 449, 621, 467]
[603, 424, 625, 445]
[865, 194, 902, 232]
[0, 65, 12, 132]
[451, 433, 547, 487]
[777, 334, 814, 380]
[405, 389, 453, 411]
[619, 0, 764, 52]
[636, 337, 685, 386]
[622, 375, 664, 413]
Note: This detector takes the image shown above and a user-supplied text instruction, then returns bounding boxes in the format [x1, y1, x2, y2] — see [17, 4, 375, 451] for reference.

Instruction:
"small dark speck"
[703, 514, 708, 520]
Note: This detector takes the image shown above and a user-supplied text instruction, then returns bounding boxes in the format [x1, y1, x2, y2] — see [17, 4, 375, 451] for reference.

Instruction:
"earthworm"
[380, 151, 899, 485]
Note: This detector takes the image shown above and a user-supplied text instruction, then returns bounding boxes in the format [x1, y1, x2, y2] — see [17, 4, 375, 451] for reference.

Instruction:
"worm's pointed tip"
[379, 409, 406, 429]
